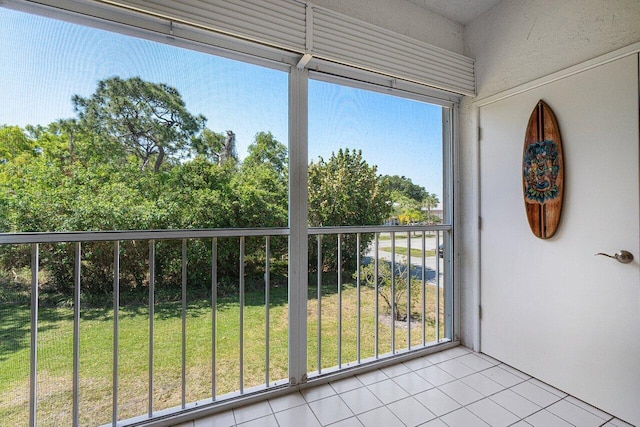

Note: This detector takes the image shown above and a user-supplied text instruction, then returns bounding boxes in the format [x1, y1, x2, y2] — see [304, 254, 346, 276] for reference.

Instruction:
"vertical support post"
[265, 236, 271, 387]
[337, 234, 342, 368]
[239, 237, 245, 393]
[29, 243, 39, 427]
[112, 241, 120, 426]
[181, 239, 187, 408]
[356, 233, 361, 363]
[288, 66, 308, 385]
[374, 234, 379, 359]
[421, 231, 426, 346]
[391, 232, 396, 354]
[148, 240, 155, 417]
[444, 229, 454, 340]
[316, 235, 322, 374]
[442, 106, 456, 341]
[436, 232, 441, 342]
[211, 238, 217, 400]
[73, 242, 81, 427]
[406, 233, 411, 349]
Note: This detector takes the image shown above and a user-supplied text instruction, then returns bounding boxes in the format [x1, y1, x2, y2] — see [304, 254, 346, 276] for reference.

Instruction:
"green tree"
[0, 124, 165, 300]
[0, 125, 35, 164]
[73, 76, 206, 172]
[422, 192, 440, 223]
[190, 128, 239, 165]
[244, 131, 287, 176]
[309, 149, 390, 227]
[0, 78, 234, 301]
[234, 133, 288, 279]
[308, 148, 391, 271]
[380, 175, 428, 203]
[380, 174, 437, 223]
[238, 132, 287, 225]
[164, 156, 236, 229]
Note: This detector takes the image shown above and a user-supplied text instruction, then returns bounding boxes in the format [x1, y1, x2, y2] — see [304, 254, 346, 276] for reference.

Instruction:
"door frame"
[473, 46, 640, 424]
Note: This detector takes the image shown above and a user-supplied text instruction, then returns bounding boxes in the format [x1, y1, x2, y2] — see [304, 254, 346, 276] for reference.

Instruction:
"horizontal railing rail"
[0, 224, 451, 244]
[308, 224, 451, 235]
[0, 227, 291, 244]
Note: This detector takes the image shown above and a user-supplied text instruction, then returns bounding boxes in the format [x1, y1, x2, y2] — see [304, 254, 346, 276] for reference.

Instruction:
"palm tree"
[422, 192, 440, 223]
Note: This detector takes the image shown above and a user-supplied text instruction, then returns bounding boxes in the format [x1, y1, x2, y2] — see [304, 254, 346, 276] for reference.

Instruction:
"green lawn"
[0, 280, 444, 425]
[377, 232, 437, 241]
[378, 246, 437, 258]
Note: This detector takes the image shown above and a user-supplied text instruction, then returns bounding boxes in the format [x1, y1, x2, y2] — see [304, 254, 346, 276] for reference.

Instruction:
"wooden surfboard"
[523, 100, 564, 239]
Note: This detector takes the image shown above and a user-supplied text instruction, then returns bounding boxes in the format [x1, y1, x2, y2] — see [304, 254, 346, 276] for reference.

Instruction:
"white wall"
[465, 0, 640, 98]
[458, 0, 640, 349]
[312, 0, 464, 54]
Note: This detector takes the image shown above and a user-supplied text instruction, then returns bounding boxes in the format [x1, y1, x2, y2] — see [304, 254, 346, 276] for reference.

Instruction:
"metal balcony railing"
[307, 225, 451, 377]
[0, 224, 451, 426]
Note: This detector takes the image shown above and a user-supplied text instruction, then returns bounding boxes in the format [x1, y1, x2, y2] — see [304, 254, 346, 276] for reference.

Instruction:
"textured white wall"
[465, 0, 640, 98]
[312, 0, 464, 54]
[458, 0, 640, 348]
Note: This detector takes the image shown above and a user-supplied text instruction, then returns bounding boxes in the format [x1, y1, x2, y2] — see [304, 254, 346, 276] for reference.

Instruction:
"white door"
[479, 54, 640, 424]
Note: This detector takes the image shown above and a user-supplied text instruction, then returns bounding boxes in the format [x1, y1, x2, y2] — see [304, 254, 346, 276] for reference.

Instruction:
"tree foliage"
[0, 118, 289, 303]
[73, 76, 206, 171]
[380, 174, 440, 224]
[190, 129, 238, 165]
[0, 126, 35, 164]
[0, 76, 434, 305]
[309, 148, 391, 271]
[244, 132, 287, 176]
[380, 175, 427, 203]
[309, 148, 390, 227]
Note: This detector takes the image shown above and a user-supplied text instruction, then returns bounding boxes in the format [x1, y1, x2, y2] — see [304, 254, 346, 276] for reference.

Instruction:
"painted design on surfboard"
[523, 100, 564, 239]
[523, 140, 560, 203]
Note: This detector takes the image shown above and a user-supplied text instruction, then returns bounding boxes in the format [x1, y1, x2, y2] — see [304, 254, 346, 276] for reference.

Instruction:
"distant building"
[384, 217, 399, 226]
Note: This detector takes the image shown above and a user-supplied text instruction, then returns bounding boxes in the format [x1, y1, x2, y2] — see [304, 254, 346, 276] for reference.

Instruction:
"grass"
[378, 246, 437, 258]
[0, 277, 445, 425]
[377, 232, 437, 241]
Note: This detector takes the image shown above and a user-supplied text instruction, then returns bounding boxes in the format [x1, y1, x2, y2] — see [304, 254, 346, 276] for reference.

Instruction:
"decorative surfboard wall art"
[523, 100, 564, 239]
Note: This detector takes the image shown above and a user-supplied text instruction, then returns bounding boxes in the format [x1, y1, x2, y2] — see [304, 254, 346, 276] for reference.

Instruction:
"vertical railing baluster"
[239, 237, 245, 393]
[391, 232, 396, 354]
[265, 236, 270, 387]
[356, 233, 361, 363]
[29, 243, 38, 427]
[148, 240, 155, 417]
[211, 238, 217, 400]
[337, 234, 342, 368]
[407, 233, 411, 350]
[317, 235, 322, 374]
[374, 234, 379, 359]
[73, 242, 81, 427]
[112, 241, 120, 427]
[181, 239, 187, 408]
[436, 231, 441, 342]
[421, 231, 426, 346]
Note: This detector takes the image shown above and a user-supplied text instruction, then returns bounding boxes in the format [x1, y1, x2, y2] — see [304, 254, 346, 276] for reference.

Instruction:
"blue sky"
[0, 7, 442, 198]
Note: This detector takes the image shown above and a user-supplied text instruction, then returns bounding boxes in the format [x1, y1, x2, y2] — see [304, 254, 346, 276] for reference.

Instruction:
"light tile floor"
[173, 346, 635, 427]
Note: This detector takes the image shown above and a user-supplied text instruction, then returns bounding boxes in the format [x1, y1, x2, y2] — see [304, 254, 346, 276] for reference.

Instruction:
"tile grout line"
[197, 347, 622, 427]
